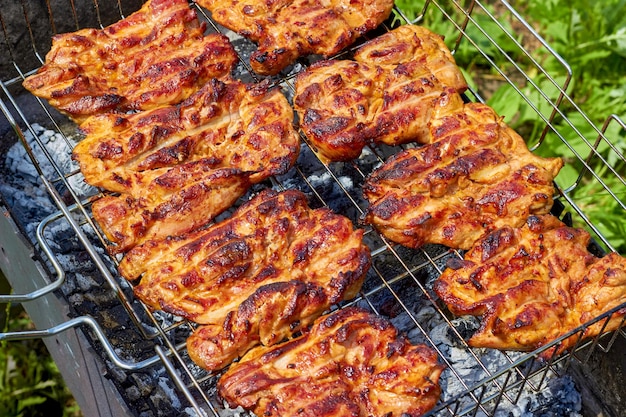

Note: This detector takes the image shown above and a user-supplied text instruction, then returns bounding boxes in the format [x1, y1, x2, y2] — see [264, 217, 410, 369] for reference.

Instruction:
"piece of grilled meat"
[294, 24, 468, 162]
[118, 189, 371, 370]
[363, 101, 563, 250]
[78, 79, 299, 253]
[218, 306, 444, 417]
[23, 0, 237, 123]
[195, 0, 394, 75]
[74, 79, 300, 193]
[352, 25, 467, 90]
[434, 214, 626, 357]
[91, 166, 251, 255]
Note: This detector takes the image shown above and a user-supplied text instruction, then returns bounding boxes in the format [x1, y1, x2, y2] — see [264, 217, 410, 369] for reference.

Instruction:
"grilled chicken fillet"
[78, 79, 299, 253]
[195, 0, 394, 75]
[363, 101, 563, 250]
[294, 25, 468, 161]
[218, 307, 444, 417]
[23, 0, 237, 123]
[118, 189, 371, 370]
[74, 79, 299, 193]
[434, 215, 626, 357]
[91, 166, 251, 254]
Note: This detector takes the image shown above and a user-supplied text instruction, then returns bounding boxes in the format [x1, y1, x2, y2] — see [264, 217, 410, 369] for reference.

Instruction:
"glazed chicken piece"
[77, 79, 299, 253]
[294, 24, 468, 162]
[23, 0, 237, 123]
[351, 25, 467, 88]
[196, 0, 394, 75]
[73, 79, 300, 193]
[363, 102, 563, 250]
[434, 214, 626, 357]
[91, 166, 250, 254]
[218, 307, 444, 417]
[118, 189, 371, 370]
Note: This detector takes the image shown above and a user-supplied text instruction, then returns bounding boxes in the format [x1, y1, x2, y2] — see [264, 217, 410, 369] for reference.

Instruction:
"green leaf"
[487, 83, 526, 121]
[17, 395, 47, 410]
[555, 161, 581, 190]
[610, 27, 626, 57]
[573, 50, 612, 66]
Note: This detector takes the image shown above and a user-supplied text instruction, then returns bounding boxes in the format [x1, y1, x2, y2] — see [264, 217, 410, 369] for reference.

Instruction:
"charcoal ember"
[378, 293, 405, 318]
[78, 288, 119, 310]
[54, 235, 82, 254]
[113, 336, 156, 361]
[448, 317, 481, 342]
[526, 376, 582, 416]
[106, 364, 128, 385]
[151, 377, 183, 415]
[98, 307, 128, 332]
[130, 373, 155, 398]
[125, 386, 142, 402]
[73, 272, 100, 292]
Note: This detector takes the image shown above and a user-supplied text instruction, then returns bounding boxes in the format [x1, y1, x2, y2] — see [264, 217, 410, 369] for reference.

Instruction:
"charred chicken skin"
[23, 0, 237, 123]
[363, 101, 563, 250]
[217, 306, 444, 417]
[77, 79, 299, 253]
[195, 0, 394, 75]
[294, 24, 468, 162]
[434, 215, 626, 357]
[118, 189, 371, 370]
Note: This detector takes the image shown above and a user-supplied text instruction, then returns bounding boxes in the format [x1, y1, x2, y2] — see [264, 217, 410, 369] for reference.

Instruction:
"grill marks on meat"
[434, 215, 626, 357]
[118, 189, 371, 370]
[74, 79, 298, 193]
[76, 79, 299, 253]
[91, 167, 251, 255]
[22, 0, 237, 123]
[352, 24, 467, 91]
[294, 25, 468, 162]
[196, 0, 394, 75]
[217, 307, 444, 417]
[363, 101, 563, 250]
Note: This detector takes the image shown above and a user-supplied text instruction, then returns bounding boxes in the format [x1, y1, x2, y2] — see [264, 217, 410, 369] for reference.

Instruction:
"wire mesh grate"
[0, 1, 624, 416]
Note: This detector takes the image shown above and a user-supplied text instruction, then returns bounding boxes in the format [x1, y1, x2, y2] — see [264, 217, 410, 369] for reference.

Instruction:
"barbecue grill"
[1, 0, 625, 416]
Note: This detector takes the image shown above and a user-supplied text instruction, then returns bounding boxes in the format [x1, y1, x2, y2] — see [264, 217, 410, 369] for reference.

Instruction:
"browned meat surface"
[73, 79, 300, 193]
[195, 0, 394, 75]
[217, 307, 444, 417]
[363, 101, 563, 250]
[352, 24, 467, 89]
[91, 166, 250, 254]
[434, 214, 626, 357]
[77, 78, 299, 253]
[23, 0, 236, 123]
[118, 189, 371, 370]
[294, 25, 468, 162]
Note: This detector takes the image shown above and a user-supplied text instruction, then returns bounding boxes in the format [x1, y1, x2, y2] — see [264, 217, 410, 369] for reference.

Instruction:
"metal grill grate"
[0, 0, 625, 416]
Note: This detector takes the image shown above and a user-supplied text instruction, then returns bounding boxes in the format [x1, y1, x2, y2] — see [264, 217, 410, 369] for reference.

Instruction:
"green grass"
[399, 0, 626, 253]
[0, 270, 81, 417]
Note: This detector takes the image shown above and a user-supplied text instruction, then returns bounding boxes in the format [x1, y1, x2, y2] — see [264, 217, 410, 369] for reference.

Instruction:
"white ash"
[157, 376, 182, 410]
[1, 123, 96, 241]
[6, 123, 94, 197]
[217, 401, 249, 417]
[408, 309, 581, 417]
[184, 407, 209, 417]
[152, 310, 185, 329]
[73, 272, 101, 292]
[308, 171, 354, 192]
